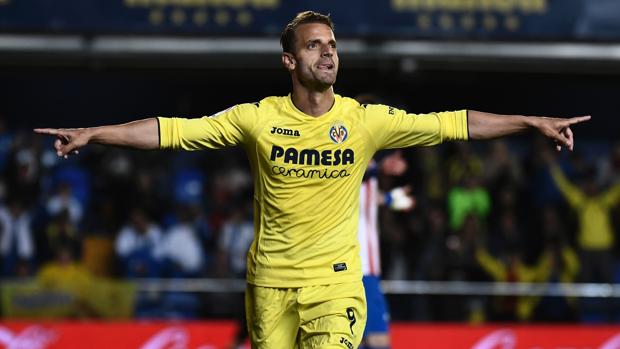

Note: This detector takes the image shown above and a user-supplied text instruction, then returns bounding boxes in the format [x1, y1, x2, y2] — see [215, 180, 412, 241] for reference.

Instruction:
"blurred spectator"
[442, 214, 486, 322]
[37, 244, 99, 318]
[486, 210, 522, 262]
[417, 147, 446, 202]
[411, 205, 449, 320]
[188, 203, 215, 269]
[98, 150, 135, 216]
[476, 230, 579, 322]
[155, 205, 206, 319]
[46, 182, 84, 225]
[115, 208, 164, 278]
[484, 140, 523, 189]
[447, 143, 484, 185]
[45, 209, 81, 264]
[534, 233, 580, 322]
[5, 134, 41, 206]
[447, 172, 491, 232]
[160, 204, 205, 277]
[209, 166, 252, 232]
[218, 204, 254, 349]
[0, 197, 34, 277]
[414, 206, 448, 281]
[549, 156, 620, 283]
[525, 135, 566, 208]
[130, 170, 169, 219]
[217, 205, 253, 278]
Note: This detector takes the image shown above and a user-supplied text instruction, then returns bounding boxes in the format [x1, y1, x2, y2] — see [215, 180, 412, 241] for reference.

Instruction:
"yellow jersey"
[551, 165, 620, 250]
[159, 94, 468, 287]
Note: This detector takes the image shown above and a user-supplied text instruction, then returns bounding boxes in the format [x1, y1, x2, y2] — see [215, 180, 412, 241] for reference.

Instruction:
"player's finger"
[565, 115, 591, 125]
[33, 128, 60, 135]
[552, 128, 571, 147]
[564, 127, 574, 151]
[62, 143, 79, 156]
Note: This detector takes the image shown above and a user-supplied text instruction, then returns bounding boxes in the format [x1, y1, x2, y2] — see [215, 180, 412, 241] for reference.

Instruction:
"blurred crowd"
[0, 115, 619, 323]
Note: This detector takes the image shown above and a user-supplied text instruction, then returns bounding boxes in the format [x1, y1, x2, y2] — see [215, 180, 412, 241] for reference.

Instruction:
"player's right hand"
[33, 128, 89, 158]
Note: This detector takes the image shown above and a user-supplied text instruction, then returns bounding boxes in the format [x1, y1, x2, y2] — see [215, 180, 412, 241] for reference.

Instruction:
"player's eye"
[308, 43, 317, 49]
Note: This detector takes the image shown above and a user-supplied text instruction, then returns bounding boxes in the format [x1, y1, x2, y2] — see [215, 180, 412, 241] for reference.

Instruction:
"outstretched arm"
[34, 118, 159, 158]
[467, 111, 591, 151]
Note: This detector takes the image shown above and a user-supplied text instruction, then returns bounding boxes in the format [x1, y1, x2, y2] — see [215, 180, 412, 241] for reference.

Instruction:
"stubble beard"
[299, 67, 337, 92]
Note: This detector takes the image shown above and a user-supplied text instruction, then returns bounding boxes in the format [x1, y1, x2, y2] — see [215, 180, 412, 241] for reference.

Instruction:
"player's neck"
[291, 87, 335, 117]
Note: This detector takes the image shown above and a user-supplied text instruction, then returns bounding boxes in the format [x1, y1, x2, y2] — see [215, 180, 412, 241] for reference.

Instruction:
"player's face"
[289, 23, 339, 90]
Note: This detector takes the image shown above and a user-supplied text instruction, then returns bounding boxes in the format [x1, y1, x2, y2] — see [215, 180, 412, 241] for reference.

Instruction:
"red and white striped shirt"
[358, 173, 382, 277]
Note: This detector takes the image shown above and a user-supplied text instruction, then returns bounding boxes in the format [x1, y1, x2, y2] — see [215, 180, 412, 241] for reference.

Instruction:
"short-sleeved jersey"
[158, 94, 468, 287]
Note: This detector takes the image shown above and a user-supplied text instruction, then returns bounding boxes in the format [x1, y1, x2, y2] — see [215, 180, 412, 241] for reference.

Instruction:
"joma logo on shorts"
[271, 126, 300, 137]
[339, 337, 353, 349]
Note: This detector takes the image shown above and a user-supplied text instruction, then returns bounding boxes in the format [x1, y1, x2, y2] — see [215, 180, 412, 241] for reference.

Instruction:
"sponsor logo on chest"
[270, 126, 300, 137]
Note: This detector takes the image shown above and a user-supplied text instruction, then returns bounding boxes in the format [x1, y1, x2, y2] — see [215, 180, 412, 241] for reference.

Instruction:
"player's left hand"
[532, 115, 591, 152]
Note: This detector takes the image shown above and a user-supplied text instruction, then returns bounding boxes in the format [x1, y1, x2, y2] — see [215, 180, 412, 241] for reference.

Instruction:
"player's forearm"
[467, 110, 535, 140]
[87, 118, 160, 149]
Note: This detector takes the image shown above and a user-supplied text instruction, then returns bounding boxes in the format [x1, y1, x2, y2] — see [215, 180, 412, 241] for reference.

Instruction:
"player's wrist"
[523, 115, 540, 129]
[83, 127, 100, 144]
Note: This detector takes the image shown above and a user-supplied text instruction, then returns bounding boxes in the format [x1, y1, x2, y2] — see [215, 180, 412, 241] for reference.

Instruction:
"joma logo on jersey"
[270, 126, 300, 137]
[270, 145, 354, 166]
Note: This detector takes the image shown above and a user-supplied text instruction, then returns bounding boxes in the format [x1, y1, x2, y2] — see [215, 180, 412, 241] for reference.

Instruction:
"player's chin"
[317, 73, 337, 87]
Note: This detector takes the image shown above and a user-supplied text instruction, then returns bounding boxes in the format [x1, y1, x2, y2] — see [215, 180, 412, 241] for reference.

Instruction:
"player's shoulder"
[355, 101, 402, 118]
[230, 96, 284, 117]
[211, 98, 273, 118]
[258, 95, 287, 109]
[339, 95, 362, 109]
[338, 95, 371, 118]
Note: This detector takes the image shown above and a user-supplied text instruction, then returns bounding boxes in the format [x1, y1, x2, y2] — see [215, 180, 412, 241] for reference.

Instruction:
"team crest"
[329, 122, 348, 144]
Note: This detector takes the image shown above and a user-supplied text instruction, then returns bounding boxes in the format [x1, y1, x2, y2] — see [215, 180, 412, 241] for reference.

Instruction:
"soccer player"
[358, 151, 413, 349]
[35, 11, 590, 349]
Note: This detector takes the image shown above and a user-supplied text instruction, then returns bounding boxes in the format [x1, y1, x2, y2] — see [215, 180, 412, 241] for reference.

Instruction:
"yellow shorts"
[245, 281, 367, 349]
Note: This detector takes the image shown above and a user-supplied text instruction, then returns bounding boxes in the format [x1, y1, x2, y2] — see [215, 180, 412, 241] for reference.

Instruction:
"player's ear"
[281, 53, 295, 71]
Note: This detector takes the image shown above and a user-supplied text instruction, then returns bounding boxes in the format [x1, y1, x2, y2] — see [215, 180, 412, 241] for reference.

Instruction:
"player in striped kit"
[359, 151, 413, 349]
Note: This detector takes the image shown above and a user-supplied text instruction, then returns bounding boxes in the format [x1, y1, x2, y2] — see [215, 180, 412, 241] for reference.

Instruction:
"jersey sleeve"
[158, 103, 259, 150]
[362, 104, 468, 150]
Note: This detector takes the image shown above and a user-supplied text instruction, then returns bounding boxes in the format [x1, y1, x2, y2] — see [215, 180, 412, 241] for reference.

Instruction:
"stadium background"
[1, 0, 620, 348]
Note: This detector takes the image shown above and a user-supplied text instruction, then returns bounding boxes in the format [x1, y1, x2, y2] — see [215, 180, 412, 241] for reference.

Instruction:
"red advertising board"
[0, 321, 238, 349]
[2, 321, 620, 349]
[391, 324, 620, 349]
